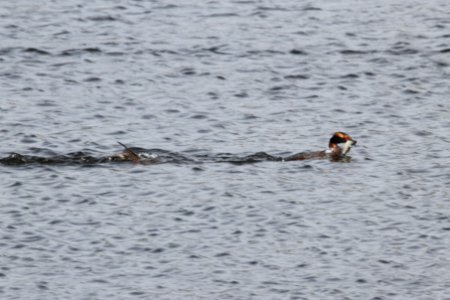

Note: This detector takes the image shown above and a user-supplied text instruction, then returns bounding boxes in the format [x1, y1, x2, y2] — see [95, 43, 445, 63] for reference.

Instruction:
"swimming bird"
[284, 132, 357, 161]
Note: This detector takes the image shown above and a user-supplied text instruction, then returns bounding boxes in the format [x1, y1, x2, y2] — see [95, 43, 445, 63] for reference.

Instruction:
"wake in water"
[0, 147, 281, 166]
[0, 142, 354, 166]
[1, 133, 357, 166]
[0, 143, 190, 166]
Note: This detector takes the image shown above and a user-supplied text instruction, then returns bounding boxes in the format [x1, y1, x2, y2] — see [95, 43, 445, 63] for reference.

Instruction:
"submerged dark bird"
[107, 142, 158, 163]
[113, 142, 141, 162]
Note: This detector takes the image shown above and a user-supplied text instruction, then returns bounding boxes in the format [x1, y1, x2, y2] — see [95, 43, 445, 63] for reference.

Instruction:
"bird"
[284, 132, 357, 161]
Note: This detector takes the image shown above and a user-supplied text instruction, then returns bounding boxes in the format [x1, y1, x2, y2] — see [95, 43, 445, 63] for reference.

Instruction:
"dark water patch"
[164, 109, 180, 114]
[414, 130, 432, 137]
[403, 89, 419, 94]
[21, 234, 44, 243]
[207, 92, 219, 100]
[243, 113, 258, 120]
[0, 47, 16, 55]
[245, 49, 285, 56]
[147, 49, 179, 56]
[87, 15, 118, 22]
[210, 152, 282, 164]
[439, 48, 450, 53]
[341, 73, 359, 79]
[20, 136, 38, 144]
[303, 6, 322, 11]
[9, 181, 22, 187]
[64, 78, 79, 84]
[83, 77, 102, 82]
[204, 45, 229, 55]
[0, 72, 22, 79]
[289, 49, 307, 55]
[205, 13, 240, 18]
[340, 49, 375, 55]
[53, 30, 70, 37]
[23, 48, 51, 55]
[369, 57, 390, 64]
[234, 91, 248, 98]
[256, 6, 290, 12]
[106, 51, 125, 56]
[268, 85, 293, 92]
[51, 62, 76, 68]
[294, 30, 310, 36]
[214, 252, 231, 257]
[105, 129, 128, 136]
[59, 47, 102, 56]
[153, 4, 178, 10]
[142, 114, 156, 119]
[435, 61, 448, 67]
[232, 0, 256, 4]
[182, 45, 230, 58]
[180, 67, 196, 75]
[113, 5, 127, 10]
[386, 48, 419, 55]
[284, 74, 309, 80]
[190, 114, 208, 120]
[36, 100, 57, 107]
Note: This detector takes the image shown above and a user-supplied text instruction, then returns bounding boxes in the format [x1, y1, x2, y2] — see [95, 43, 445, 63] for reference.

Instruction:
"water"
[1, 0, 450, 299]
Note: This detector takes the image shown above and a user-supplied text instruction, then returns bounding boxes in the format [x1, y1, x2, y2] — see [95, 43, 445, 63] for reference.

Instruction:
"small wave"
[59, 48, 102, 56]
[23, 48, 51, 55]
[284, 74, 309, 80]
[87, 15, 118, 22]
[0, 47, 52, 56]
[340, 49, 376, 55]
[386, 48, 419, 55]
[289, 49, 308, 55]
[204, 13, 240, 18]
[209, 152, 282, 165]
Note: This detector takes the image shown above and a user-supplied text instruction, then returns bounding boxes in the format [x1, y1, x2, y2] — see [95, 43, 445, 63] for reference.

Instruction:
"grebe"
[284, 132, 357, 161]
[108, 142, 158, 162]
[108, 142, 141, 162]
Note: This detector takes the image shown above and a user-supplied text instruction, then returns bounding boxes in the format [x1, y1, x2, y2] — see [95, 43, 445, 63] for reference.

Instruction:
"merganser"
[284, 132, 357, 161]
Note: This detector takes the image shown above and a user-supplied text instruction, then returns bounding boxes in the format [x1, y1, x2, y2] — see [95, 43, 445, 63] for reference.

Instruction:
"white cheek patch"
[341, 140, 354, 155]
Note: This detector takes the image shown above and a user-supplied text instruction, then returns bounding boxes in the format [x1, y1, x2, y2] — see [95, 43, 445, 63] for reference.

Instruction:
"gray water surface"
[1, 1, 450, 299]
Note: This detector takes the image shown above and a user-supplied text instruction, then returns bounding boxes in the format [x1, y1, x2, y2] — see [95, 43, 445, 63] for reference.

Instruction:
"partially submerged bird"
[284, 132, 357, 161]
[108, 142, 158, 163]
